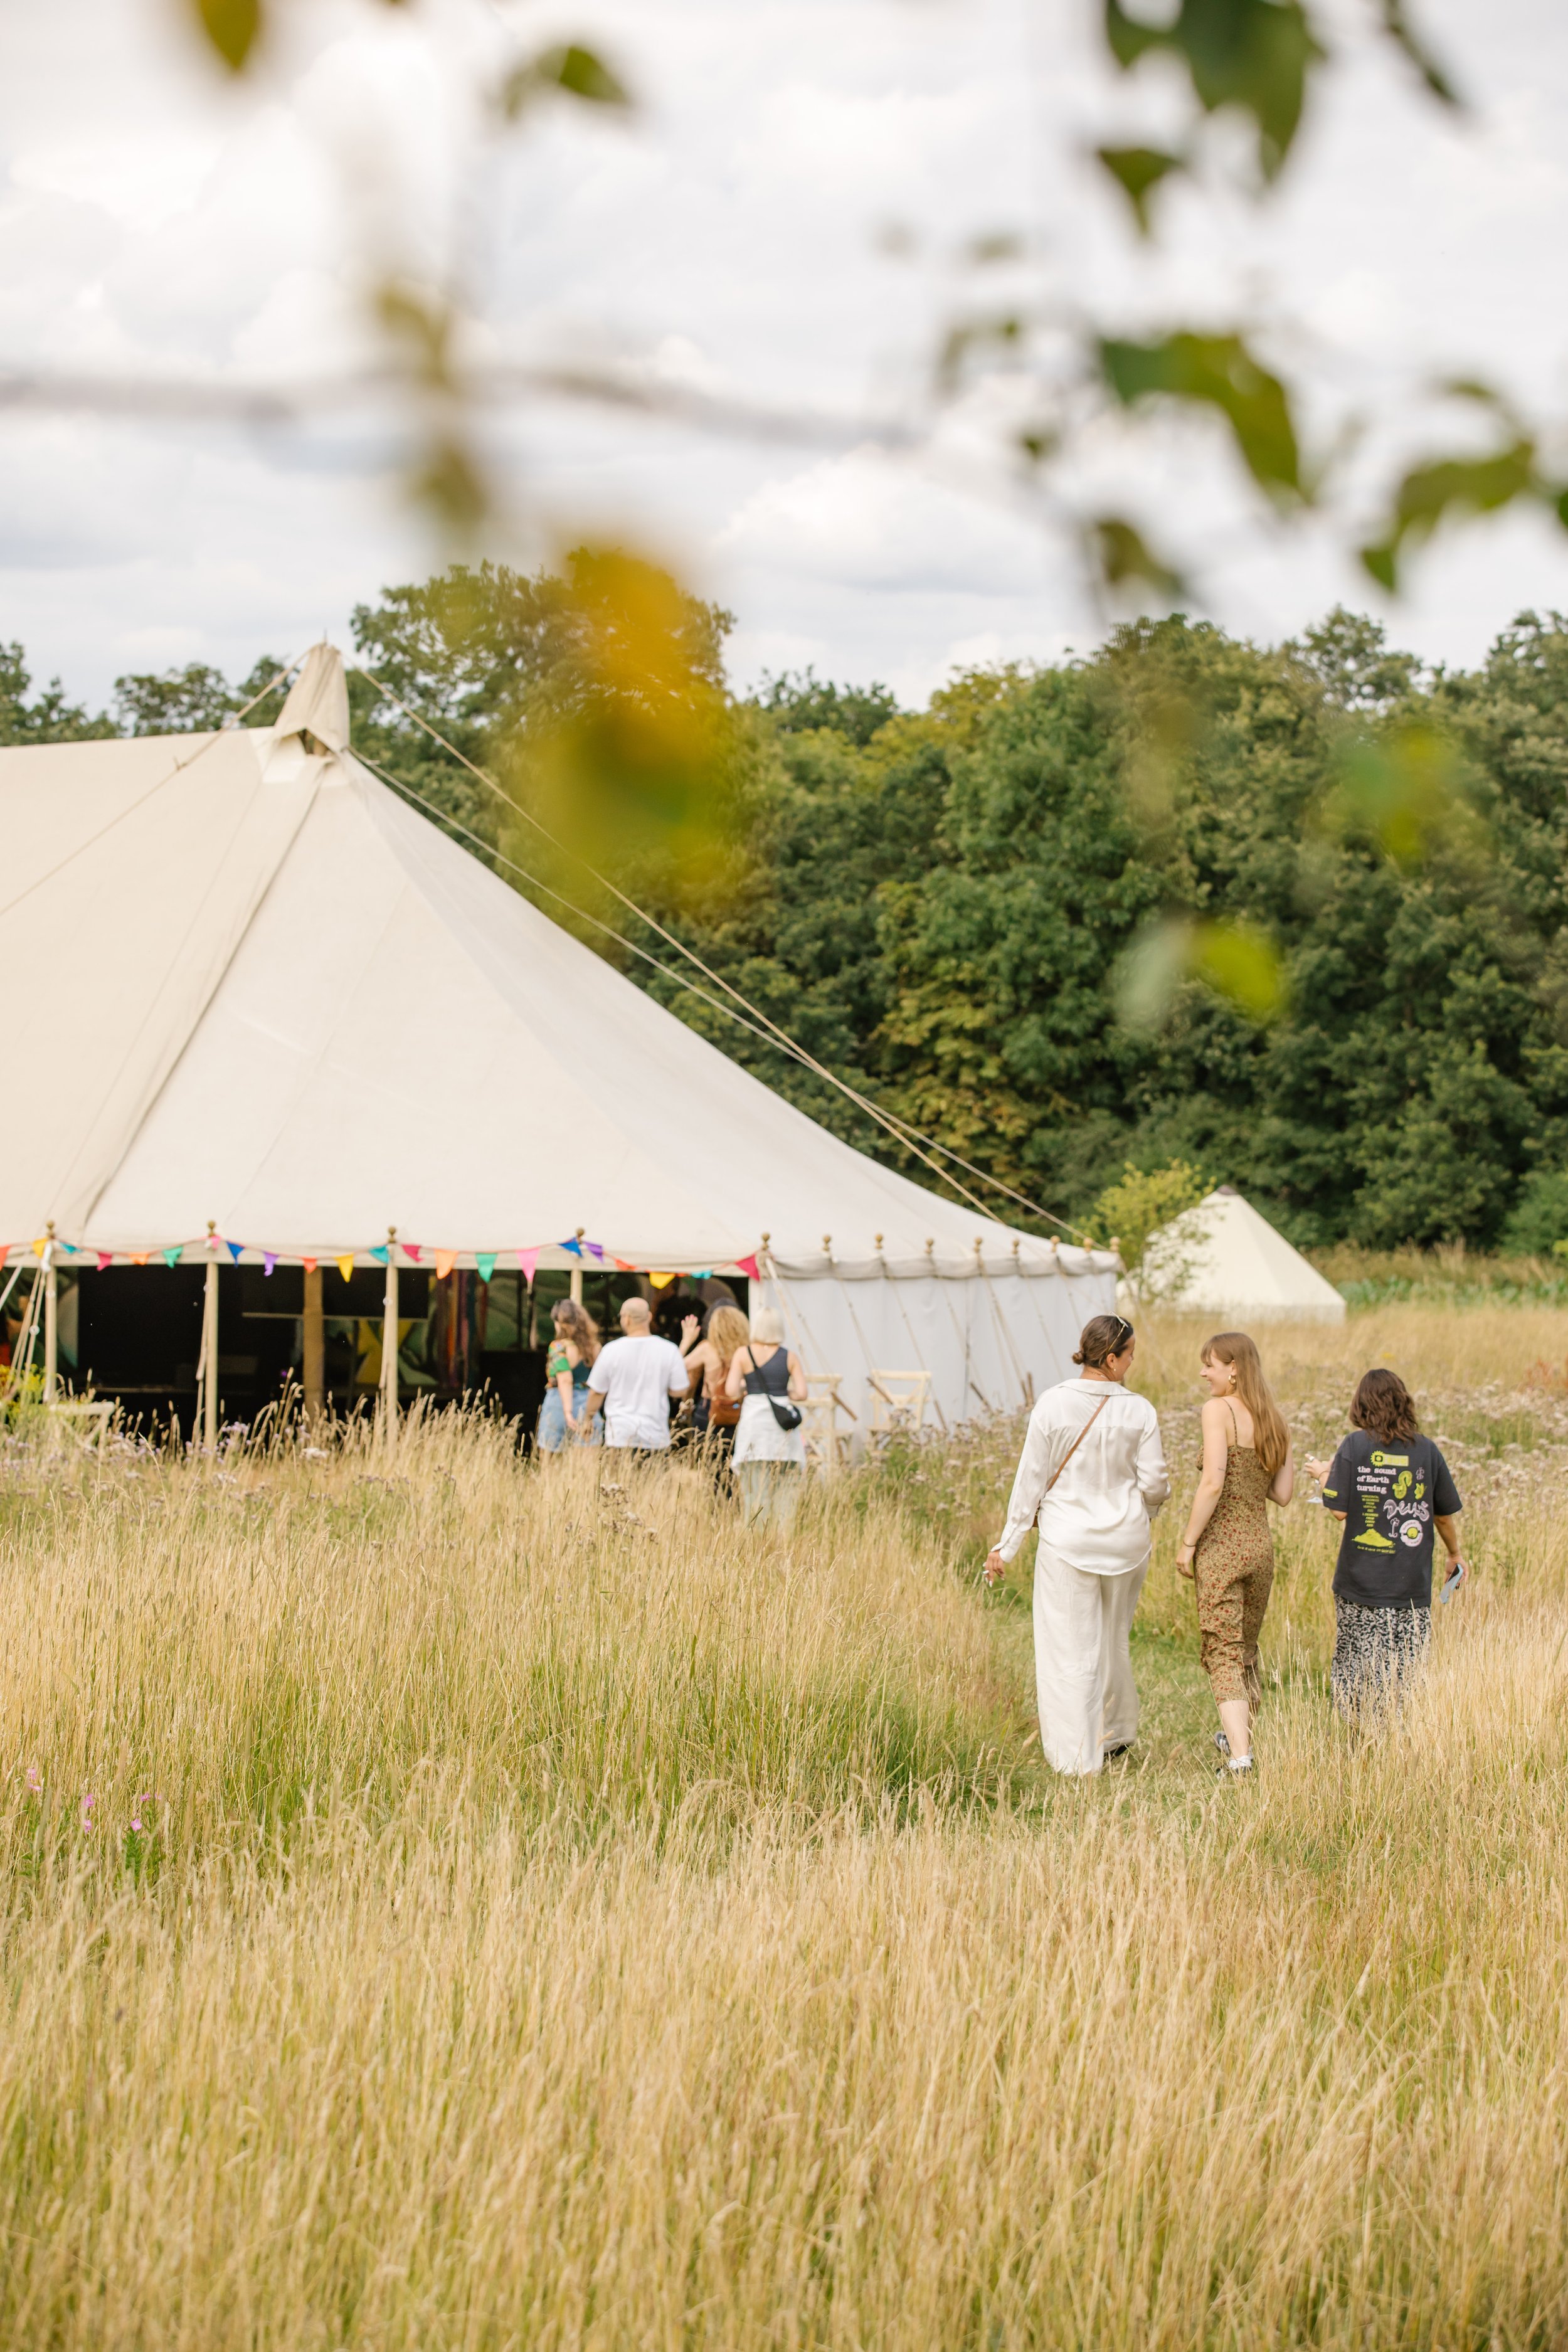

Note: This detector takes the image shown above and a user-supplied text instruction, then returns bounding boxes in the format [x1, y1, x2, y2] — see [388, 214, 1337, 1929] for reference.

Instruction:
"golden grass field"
[4, 1302, 1568, 2347]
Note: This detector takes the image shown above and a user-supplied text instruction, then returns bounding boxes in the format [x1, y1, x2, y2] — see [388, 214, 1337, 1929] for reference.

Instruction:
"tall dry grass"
[2, 1323, 1567, 2347]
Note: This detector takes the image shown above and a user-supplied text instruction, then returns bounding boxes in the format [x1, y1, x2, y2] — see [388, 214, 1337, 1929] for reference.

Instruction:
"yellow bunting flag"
[649, 1271, 675, 1289]
[31, 1236, 46, 1258]
[435, 1250, 457, 1280]
[336, 1254, 354, 1284]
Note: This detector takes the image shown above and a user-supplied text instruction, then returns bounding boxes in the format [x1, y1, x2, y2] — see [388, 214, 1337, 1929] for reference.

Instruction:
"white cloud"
[1, 0, 1567, 709]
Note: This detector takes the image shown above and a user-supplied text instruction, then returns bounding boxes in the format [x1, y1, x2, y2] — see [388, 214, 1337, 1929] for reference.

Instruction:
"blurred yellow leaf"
[500, 44, 632, 120]
[1324, 724, 1486, 870]
[191, 0, 261, 72]
[1117, 914, 1286, 1029]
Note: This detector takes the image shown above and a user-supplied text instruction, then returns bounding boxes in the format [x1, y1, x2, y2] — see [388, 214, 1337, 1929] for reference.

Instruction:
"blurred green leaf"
[1093, 516, 1184, 599]
[1103, 0, 1324, 180]
[1115, 914, 1285, 1030]
[1360, 441, 1538, 590]
[191, 0, 261, 72]
[1096, 146, 1184, 234]
[1376, 0, 1459, 105]
[501, 43, 632, 120]
[938, 314, 1024, 392]
[1101, 331, 1301, 498]
[1323, 723, 1486, 871]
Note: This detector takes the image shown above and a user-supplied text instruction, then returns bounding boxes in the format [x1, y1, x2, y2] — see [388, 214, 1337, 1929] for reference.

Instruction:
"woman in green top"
[536, 1298, 600, 1452]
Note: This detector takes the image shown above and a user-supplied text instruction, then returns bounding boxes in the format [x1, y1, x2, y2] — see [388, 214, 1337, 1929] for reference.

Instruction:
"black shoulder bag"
[748, 1346, 803, 1432]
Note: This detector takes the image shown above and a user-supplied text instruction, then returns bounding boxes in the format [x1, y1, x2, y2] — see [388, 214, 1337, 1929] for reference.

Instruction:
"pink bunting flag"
[403, 1243, 422, 1263]
[517, 1248, 539, 1285]
[736, 1254, 761, 1280]
[435, 1250, 457, 1280]
[96, 1253, 113, 1271]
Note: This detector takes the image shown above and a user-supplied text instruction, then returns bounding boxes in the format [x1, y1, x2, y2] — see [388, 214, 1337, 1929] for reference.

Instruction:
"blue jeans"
[536, 1386, 598, 1452]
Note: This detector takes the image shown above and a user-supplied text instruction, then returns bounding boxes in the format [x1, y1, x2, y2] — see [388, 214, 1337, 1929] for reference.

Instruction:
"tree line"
[13, 563, 1568, 1254]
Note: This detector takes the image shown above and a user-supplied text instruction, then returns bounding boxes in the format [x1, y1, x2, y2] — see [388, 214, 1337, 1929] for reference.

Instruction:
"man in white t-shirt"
[585, 1296, 690, 1452]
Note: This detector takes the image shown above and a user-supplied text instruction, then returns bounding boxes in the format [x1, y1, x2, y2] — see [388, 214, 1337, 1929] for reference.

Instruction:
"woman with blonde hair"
[1175, 1331, 1294, 1776]
[724, 1304, 807, 1530]
[535, 1296, 600, 1453]
[681, 1300, 750, 1478]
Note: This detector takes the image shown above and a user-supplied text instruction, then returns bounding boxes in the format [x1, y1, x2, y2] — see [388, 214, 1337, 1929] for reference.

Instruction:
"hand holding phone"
[1439, 1559, 1466, 1604]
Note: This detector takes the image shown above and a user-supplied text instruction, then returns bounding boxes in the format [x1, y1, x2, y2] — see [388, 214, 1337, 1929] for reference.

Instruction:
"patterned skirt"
[1330, 1598, 1431, 1720]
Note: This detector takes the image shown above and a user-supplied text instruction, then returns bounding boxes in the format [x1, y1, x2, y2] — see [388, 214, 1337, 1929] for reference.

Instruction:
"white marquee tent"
[1137, 1186, 1346, 1325]
[1, 644, 1116, 1428]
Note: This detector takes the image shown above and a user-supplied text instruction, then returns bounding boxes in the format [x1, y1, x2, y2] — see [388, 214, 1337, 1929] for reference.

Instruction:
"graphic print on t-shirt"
[1350, 1448, 1424, 1552]
[1321, 1431, 1461, 1609]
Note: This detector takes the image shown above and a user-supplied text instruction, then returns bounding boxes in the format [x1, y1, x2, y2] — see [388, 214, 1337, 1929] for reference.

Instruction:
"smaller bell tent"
[1136, 1187, 1346, 1325]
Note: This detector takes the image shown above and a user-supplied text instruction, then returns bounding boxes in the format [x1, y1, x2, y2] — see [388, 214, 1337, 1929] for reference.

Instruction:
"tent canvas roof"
[1140, 1187, 1346, 1323]
[1, 647, 1111, 1283]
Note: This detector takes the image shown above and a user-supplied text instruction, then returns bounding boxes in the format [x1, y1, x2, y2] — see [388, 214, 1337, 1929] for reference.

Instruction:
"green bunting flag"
[476, 1253, 497, 1283]
[161, 1247, 183, 1269]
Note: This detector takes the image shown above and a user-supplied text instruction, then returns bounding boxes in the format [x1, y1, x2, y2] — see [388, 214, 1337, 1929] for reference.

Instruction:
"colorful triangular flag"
[131, 1252, 151, 1268]
[736, 1254, 760, 1280]
[476, 1253, 497, 1283]
[336, 1255, 354, 1284]
[517, 1248, 539, 1285]
[371, 1246, 389, 1266]
[263, 1252, 277, 1277]
[96, 1253, 113, 1272]
[585, 1240, 605, 1263]
[435, 1250, 457, 1281]
[31, 1237, 46, 1258]
[302, 1256, 317, 1274]
[560, 1236, 583, 1258]
[161, 1247, 182, 1269]
[649, 1271, 674, 1290]
[226, 1240, 243, 1264]
[403, 1243, 422, 1263]
[612, 1257, 635, 1272]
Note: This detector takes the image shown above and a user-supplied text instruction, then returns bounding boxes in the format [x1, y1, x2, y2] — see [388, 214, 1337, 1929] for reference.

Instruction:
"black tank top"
[742, 1345, 791, 1396]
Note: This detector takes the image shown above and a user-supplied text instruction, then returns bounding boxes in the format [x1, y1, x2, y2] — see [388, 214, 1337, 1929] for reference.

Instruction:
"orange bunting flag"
[131, 1252, 151, 1268]
[435, 1250, 457, 1280]
[302, 1257, 317, 1274]
[336, 1254, 354, 1285]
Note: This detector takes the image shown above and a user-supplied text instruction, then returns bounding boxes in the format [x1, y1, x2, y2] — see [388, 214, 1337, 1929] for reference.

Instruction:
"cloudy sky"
[2, 0, 1567, 711]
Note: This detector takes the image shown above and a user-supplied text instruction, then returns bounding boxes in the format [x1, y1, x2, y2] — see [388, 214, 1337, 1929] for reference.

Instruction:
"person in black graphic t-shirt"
[1305, 1367, 1464, 1719]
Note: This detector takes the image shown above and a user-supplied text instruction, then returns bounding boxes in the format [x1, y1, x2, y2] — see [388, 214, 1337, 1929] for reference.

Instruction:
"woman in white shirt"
[984, 1314, 1170, 1775]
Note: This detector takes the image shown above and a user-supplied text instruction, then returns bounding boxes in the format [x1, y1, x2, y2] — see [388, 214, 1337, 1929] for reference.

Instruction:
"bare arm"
[1175, 1401, 1231, 1579]
[1434, 1512, 1463, 1569]
[724, 1348, 750, 1402]
[786, 1350, 807, 1402]
[1271, 1438, 1295, 1507]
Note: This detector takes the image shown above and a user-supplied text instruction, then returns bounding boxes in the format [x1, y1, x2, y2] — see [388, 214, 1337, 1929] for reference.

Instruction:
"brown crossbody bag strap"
[1044, 1396, 1110, 1495]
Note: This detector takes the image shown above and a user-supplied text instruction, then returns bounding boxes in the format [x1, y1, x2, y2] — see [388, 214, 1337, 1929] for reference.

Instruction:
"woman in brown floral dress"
[1175, 1332, 1295, 1776]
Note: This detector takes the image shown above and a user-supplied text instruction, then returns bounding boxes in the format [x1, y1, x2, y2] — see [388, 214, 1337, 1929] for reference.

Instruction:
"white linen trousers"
[1032, 1549, 1148, 1775]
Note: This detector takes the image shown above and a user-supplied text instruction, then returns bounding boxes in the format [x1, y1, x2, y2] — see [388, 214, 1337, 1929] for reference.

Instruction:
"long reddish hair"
[1201, 1330, 1289, 1478]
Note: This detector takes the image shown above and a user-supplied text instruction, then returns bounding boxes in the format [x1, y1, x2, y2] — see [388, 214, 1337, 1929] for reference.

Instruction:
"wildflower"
[24, 1765, 41, 1794]
[82, 1794, 96, 1829]
[131, 1794, 157, 1833]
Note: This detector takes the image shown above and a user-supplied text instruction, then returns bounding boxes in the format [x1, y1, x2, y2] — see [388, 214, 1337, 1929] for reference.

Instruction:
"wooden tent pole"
[379, 1229, 398, 1447]
[203, 1255, 219, 1452]
[302, 1264, 324, 1424]
[41, 1229, 57, 1404]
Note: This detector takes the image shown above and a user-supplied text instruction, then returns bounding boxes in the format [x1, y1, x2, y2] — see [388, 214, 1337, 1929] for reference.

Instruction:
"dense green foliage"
[22, 576, 1568, 1250]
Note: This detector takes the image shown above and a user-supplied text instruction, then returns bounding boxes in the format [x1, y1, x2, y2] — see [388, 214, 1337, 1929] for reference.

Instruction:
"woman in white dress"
[723, 1306, 807, 1531]
[983, 1313, 1170, 1775]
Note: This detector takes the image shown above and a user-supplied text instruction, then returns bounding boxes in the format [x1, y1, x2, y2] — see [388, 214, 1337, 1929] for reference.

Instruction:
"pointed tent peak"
[275, 643, 349, 755]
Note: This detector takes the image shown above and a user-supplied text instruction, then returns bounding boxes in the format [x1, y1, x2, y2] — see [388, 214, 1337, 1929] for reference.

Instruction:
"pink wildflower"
[81, 1794, 95, 1829]
[24, 1766, 41, 1794]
